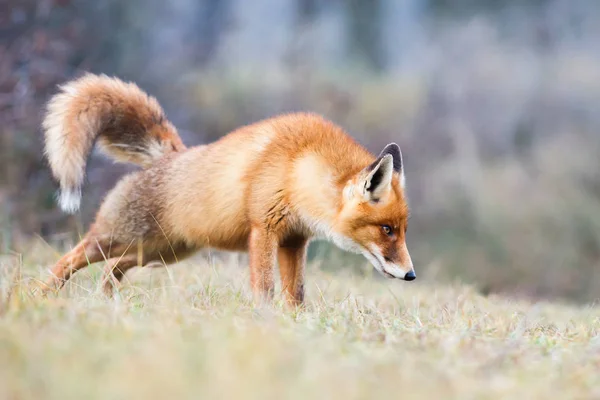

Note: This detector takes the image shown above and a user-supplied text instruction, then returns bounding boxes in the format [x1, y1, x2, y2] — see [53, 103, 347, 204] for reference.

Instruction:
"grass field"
[1, 247, 600, 400]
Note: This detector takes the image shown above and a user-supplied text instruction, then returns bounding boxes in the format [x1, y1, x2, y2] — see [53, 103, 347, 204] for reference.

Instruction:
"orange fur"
[41, 74, 415, 306]
[42, 73, 185, 213]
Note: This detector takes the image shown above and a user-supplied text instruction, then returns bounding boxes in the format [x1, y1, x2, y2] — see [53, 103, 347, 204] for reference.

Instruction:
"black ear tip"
[379, 143, 402, 172]
[379, 143, 402, 158]
[385, 142, 401, 152]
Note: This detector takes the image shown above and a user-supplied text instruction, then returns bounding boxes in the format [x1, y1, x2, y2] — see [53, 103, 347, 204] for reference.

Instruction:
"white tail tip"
[59, 188, 81, 214]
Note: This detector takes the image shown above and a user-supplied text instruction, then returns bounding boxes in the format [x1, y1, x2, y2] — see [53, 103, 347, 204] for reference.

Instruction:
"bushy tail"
[42, 73, 186, 213]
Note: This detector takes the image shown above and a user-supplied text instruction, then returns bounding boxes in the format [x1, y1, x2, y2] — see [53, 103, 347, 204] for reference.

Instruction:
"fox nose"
[404, 270, 416, 281]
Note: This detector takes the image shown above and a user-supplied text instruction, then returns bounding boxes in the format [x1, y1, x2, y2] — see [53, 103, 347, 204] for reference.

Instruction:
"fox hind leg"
[100, 244, 193, 296]
[42, 237, 104, 293]
[101, 255, 141, 296]
[42, 234, 132, 294]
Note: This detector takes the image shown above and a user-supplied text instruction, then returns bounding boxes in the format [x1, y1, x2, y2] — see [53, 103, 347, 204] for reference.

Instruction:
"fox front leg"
[278, 237, 308, 308]
[248, 227, 277, 303]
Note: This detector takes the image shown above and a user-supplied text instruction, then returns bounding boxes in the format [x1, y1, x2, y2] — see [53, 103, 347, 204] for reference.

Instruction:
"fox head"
[335, 143, 415, 281]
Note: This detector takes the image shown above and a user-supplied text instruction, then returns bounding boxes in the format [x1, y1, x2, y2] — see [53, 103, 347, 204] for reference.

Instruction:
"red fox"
[41, 73, 414, 306]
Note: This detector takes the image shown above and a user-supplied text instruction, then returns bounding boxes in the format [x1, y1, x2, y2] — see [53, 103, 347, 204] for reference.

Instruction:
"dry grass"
[1, 247, 599, 400]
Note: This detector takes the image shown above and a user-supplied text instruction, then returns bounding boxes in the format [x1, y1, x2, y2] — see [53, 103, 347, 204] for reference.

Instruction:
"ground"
[1, 248, 599, 400]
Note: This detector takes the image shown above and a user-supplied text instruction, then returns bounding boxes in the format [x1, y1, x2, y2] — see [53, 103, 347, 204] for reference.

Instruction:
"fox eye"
[381, 225, 393, 236]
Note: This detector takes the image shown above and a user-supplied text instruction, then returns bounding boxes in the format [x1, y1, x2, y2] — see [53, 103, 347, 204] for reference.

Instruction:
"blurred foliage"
[428, 0, 551, 15]
[1, 0, 600, 303]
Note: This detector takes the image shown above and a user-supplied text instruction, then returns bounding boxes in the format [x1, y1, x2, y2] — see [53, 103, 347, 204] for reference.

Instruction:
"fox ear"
[361, 154, 394, 201]
[378, 142, 405, 188]
[378, 143, 402, 173]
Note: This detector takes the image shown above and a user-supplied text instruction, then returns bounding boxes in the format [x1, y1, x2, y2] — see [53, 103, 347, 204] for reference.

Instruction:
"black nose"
[404, 270, 416, 281]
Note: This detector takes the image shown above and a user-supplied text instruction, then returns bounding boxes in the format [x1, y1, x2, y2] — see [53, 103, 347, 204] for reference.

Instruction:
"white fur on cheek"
[297, 209, 363, 254]
[362, 250, 384, 274]
[330, 233, 363, 254]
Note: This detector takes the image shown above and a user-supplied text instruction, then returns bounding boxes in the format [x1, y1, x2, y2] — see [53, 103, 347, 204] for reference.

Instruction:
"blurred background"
[1, 0, 600, 303]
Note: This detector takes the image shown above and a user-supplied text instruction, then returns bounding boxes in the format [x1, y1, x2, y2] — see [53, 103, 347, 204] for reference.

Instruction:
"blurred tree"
[193, 0, 230, 65]
[297, 0, 319, 24]
[427, 0, 551, 16]
[345, 0, 384, 71]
